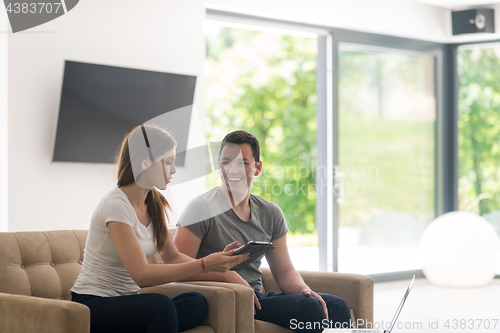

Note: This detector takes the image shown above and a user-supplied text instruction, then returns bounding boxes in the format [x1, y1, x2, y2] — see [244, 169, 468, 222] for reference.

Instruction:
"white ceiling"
[409, 0, 499, 8]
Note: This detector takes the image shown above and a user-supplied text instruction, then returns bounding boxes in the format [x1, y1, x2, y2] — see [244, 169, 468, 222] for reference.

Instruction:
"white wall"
[206, 0, 450, 42]
[208, 0, 500, 44]
[7, 0, 205, 231]
[1, 8, 8, 232]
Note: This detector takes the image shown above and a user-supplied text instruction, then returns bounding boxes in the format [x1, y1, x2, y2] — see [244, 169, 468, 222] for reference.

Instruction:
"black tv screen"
[53, 61, 196, 165]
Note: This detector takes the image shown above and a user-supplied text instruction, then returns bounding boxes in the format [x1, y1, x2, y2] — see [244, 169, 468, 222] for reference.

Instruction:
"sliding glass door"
[336, 43, 436, 275]
[457, 43, 500, 275]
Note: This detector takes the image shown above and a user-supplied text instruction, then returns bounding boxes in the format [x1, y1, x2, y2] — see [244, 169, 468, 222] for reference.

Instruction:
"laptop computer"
[324, 275, 415, 333]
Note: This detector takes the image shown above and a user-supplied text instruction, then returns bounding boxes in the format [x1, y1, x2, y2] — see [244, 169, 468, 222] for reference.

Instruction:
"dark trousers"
[71, 292, 207, 333]
[255, 292, 351, 333]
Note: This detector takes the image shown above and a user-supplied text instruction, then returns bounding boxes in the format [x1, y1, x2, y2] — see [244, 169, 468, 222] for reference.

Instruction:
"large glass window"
[337, 43, 436, 274]
[457, 44, 500, 274]
[204, 21, 319, 270]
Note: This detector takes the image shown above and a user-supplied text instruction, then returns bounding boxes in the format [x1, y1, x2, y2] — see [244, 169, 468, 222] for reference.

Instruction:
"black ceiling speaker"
[452, 8, 495, 35]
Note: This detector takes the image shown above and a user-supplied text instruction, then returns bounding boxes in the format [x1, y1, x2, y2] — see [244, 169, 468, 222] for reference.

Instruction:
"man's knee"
[323, 294, 349, 310]
[298, 295, 326, 320]
[320, 294, 351, 322]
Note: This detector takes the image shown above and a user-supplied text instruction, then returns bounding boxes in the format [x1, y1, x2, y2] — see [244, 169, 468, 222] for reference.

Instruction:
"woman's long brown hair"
[115, 125, 175, 253]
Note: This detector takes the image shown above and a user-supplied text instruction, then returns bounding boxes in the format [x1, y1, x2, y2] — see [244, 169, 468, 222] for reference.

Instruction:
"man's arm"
[266, 234, 328, 318]
[265, 234, 308, 293]
[106, 222, 247, 288]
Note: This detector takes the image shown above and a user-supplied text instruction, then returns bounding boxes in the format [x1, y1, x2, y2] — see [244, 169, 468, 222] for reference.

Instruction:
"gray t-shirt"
[177, 187, 288, 292]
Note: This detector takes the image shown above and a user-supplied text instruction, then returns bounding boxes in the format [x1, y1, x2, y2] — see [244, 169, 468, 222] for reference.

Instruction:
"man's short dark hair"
[219, 130, 260, 163]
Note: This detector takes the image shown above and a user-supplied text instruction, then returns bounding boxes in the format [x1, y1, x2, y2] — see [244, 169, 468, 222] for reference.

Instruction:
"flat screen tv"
[53, 61, 196, 165]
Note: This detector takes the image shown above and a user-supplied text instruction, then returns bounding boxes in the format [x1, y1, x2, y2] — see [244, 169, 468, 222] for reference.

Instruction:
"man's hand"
[221, 242, 262, 313]
[301, 288, 328, 320]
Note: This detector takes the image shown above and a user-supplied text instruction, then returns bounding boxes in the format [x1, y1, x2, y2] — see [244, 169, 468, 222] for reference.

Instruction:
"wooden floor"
[373, 278, 500, 333]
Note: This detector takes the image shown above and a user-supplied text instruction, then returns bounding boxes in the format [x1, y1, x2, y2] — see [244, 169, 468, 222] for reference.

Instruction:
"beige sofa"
[0, 230, 237, 333]
[0, 229, 374, 333]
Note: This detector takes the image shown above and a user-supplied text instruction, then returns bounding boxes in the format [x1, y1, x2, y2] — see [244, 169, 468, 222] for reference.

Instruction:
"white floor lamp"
[420, 211, 498, 287]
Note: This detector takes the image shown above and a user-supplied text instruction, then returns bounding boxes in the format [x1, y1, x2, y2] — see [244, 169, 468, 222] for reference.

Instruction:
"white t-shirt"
[71, 187, 157, 297]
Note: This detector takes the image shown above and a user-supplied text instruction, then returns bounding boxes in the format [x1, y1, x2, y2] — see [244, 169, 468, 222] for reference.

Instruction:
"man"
[174, 130, 351, 332]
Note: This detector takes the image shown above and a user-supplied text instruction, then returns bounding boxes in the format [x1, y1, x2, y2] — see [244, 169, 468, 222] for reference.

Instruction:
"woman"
[71, 125, 248, 333]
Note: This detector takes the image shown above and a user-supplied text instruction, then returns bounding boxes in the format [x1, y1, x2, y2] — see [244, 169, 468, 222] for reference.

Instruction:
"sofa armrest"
[0, 292, 90, 333]
[298, 271, 374, 328]
[140, 282, 237, 333]
[183, 281, 255, 333]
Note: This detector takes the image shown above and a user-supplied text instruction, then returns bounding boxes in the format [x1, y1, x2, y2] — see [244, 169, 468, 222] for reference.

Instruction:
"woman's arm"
[173, 226, 239, 282]
[174, 226, 262, 312]
[160, 231, 198, 264]
[107, 221, 248, 288]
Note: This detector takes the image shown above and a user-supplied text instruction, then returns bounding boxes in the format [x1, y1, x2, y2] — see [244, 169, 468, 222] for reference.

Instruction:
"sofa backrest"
[0, 230, 87, 301]
[0, 229, 177, 299]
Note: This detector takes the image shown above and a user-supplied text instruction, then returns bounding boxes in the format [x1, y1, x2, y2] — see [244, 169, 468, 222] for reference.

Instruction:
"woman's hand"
[203, 251, 249, 273]
[223, 240, 242, 252]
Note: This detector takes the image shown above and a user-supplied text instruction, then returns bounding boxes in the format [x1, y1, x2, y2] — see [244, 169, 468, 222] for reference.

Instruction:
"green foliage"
[205, 27, 317, 234]
[458, 48, 500, 215]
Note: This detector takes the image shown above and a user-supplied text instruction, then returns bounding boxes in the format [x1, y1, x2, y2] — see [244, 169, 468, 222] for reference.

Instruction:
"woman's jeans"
[71, 291, 207, 333]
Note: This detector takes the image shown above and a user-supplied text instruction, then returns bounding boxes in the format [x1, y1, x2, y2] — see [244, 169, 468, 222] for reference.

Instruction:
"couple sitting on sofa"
[70, 125, 351, 333]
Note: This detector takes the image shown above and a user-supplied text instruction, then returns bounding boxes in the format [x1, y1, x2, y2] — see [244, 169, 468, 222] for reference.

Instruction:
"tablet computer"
[230, 241, 275, 271]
